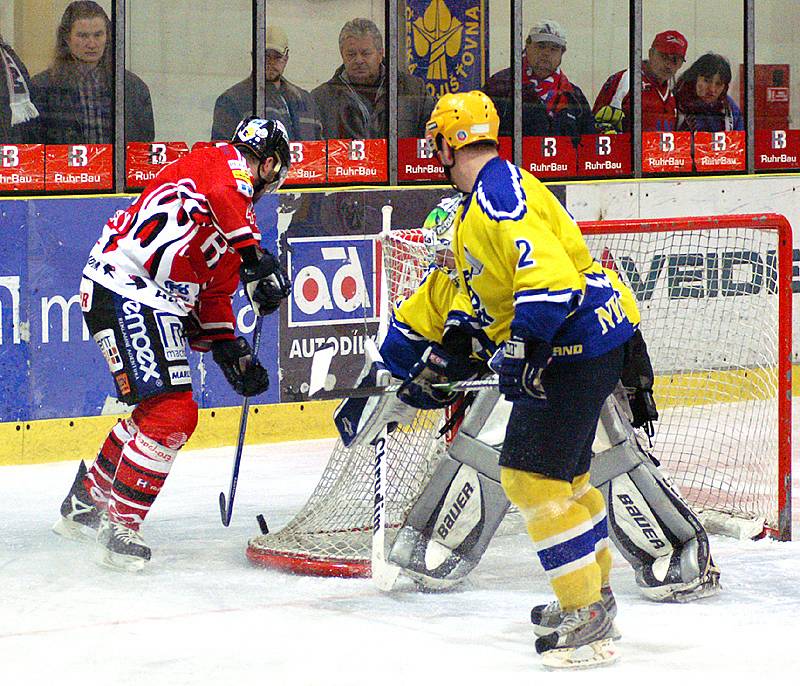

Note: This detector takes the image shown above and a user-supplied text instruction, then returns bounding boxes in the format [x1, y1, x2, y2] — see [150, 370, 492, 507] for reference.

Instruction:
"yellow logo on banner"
[412, 0, 463, 82]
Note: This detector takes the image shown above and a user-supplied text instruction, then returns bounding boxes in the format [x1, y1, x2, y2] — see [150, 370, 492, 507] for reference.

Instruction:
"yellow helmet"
[425, 91, 499, 153]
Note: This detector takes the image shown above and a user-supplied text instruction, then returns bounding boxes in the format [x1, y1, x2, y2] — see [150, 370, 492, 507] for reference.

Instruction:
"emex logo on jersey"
[287, 236, 381, 327]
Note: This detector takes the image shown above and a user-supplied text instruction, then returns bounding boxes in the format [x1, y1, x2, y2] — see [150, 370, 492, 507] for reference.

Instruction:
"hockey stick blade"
[307, 376, 499, 401]
[308, 344, 336, 396]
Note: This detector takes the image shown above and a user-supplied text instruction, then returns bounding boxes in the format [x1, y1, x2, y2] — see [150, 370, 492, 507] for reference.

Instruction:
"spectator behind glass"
[482, 20, 595, 142]
[675, 53, 744, 133]
[31, 1, 154, 145]
[311, 18, 433, 139]
[0, 32, 40, 143]
[212, 26, 322, 141]
[593, 30, 687, 133]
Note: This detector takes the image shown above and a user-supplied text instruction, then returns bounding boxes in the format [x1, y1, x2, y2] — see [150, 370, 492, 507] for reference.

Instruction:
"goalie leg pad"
[388, 389, 510, 589]
[590, 396, 719, 601]
[388, 453, 509, 589]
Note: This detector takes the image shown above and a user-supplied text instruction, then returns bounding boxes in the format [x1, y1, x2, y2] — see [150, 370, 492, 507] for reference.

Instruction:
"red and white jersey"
[83, 143, 260, 321]
[593, 63, 676, 132]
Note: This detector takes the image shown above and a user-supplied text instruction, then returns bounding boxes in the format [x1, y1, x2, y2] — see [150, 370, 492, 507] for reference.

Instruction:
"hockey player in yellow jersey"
[402, 91, 636, 668]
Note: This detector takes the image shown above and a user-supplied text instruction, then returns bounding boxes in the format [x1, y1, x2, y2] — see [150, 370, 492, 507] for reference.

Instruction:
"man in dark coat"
[30, 1, 153, 145]
[312, 18, 433, 140]
[0, 33, 40, 143]
[212, 26, 321, 141]
[482, 20, 596, 143]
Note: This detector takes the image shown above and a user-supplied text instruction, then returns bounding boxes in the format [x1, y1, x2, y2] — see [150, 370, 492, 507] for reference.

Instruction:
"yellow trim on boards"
[0, 400, 339, 467]
[1, 363, 797, 467]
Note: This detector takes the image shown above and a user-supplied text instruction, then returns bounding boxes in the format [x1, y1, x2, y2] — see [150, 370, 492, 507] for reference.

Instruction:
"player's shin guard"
[501, 468, 603, 611]
[84, 418, 138, 508]
[571, 472, 612, 587]
[388, 389, 509, 590]
[591, 392, 720, 602]
[106, 392, 197, 530]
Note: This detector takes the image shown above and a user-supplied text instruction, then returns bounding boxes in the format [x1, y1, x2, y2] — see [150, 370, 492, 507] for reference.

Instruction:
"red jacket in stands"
[83, 143, 261, 345]
[593, 64, 677, 132]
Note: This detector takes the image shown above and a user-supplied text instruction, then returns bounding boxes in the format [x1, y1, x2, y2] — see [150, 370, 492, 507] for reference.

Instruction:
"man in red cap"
[593, 30, 688, 133]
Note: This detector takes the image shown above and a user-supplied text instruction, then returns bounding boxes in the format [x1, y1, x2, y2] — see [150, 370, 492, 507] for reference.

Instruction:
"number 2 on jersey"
[515, 239, 536, 269]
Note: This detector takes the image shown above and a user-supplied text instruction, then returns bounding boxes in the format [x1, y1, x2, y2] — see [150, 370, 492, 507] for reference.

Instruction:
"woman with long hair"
[31, 1, 153, 145]
[675, 52, 744, 132]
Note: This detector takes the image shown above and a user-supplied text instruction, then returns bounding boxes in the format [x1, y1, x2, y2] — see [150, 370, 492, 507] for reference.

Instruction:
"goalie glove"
[212, 337, 269, 397]
[398, 343, 475, 409]
[621, 330, 659, 436]
[495, 337, 551, 401]
[594, 105, 625, 134]
[239, 249, 291, 316]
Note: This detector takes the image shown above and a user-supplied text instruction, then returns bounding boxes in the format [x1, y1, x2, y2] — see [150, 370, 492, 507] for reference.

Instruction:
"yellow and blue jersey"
[449, 157, 636, 359]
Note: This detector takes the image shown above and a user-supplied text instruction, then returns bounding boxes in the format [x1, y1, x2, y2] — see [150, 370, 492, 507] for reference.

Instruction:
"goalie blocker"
[382, 388, 720, 601]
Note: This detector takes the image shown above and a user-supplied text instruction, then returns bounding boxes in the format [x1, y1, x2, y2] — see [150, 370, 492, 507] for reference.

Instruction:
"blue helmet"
[231, 117, 291, 192]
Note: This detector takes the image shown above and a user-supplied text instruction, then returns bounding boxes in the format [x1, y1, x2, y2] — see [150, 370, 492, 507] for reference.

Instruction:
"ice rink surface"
[2, 428, 799, 685]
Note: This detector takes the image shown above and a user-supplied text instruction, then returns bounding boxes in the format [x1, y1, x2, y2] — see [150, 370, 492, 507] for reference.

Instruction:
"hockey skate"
[531, 586, 621, 640]
[638, 557, 721, 603]
[535, 601, 619, 669]
[95, 514, 151, 572]
[52, 461, 102, 543]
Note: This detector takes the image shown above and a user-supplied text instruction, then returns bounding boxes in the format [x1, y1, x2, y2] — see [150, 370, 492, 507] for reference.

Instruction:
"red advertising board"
[498, 136, 512, 162]
[642, 131, 692, 173]
[45, 144, 113, 191]
[327, 139, 388, 184]
[0, 144, 45, 191]
[577, 134, 631, 177]
[693, 131, 745, 172]
[522, 136, 577, 178]
[126, 141, 189, 188]
[754, 129, 800, 170]
[397, 137, 446, 182]
[285, 140, 327, 185]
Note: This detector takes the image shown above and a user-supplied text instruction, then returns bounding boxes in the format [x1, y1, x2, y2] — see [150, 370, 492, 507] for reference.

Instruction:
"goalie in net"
[334, 194, 720, 606]
[247, 195, 722, 604]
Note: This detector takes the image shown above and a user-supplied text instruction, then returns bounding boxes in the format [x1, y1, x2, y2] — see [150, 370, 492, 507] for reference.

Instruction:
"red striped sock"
[107, 431, 176, 530]
[83, 418, 138, 508]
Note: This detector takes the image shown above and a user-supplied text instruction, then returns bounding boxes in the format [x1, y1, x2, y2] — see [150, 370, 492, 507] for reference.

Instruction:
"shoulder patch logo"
[236, 179, 254, 198]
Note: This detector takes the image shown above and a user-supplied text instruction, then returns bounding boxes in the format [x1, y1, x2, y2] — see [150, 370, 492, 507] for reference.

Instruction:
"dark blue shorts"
[82, 279, 192, 405]
[499, 345, 625, 482]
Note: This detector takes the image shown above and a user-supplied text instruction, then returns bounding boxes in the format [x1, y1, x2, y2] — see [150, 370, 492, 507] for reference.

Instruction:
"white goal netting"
[247, 214, 792, 575]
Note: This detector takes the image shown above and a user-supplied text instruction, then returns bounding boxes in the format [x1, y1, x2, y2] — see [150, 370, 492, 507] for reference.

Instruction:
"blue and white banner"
[405, 0, 489, 97]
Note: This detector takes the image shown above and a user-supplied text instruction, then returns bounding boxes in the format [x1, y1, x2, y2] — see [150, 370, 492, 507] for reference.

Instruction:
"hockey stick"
[307, 376, 499, 401]
[219, 316, 265, 527]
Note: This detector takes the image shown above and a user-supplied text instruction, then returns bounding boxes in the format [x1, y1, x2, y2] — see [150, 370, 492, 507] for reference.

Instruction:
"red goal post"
[247, 212, 792, 578]
[580, 213, 792, 540]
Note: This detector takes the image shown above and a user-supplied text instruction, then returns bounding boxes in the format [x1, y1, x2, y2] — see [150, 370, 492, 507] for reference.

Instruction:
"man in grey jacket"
[312, 18, 433, 140]
[212, 26, 322, 141]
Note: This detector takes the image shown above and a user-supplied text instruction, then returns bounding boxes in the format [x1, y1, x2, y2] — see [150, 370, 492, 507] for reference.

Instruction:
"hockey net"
[247, 213, 793, 577]
[247, 228, 447, 576]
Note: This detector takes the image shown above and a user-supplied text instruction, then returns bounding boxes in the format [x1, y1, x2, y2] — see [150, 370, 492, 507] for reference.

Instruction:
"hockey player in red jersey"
[593, 30, 688, 133]
[53, 117, 292, 571]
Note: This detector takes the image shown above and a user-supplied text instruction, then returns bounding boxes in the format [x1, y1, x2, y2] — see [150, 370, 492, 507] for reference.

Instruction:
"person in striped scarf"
[482, 20, 596, 145]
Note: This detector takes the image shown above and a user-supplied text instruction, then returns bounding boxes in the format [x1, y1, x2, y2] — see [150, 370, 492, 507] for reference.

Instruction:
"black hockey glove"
[496, 337, 551, 401]
[621, 330, 659, 436]
[212, 337, 269, 397]
[239, 249, 291, 316]
[398, 329, 478, 409]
